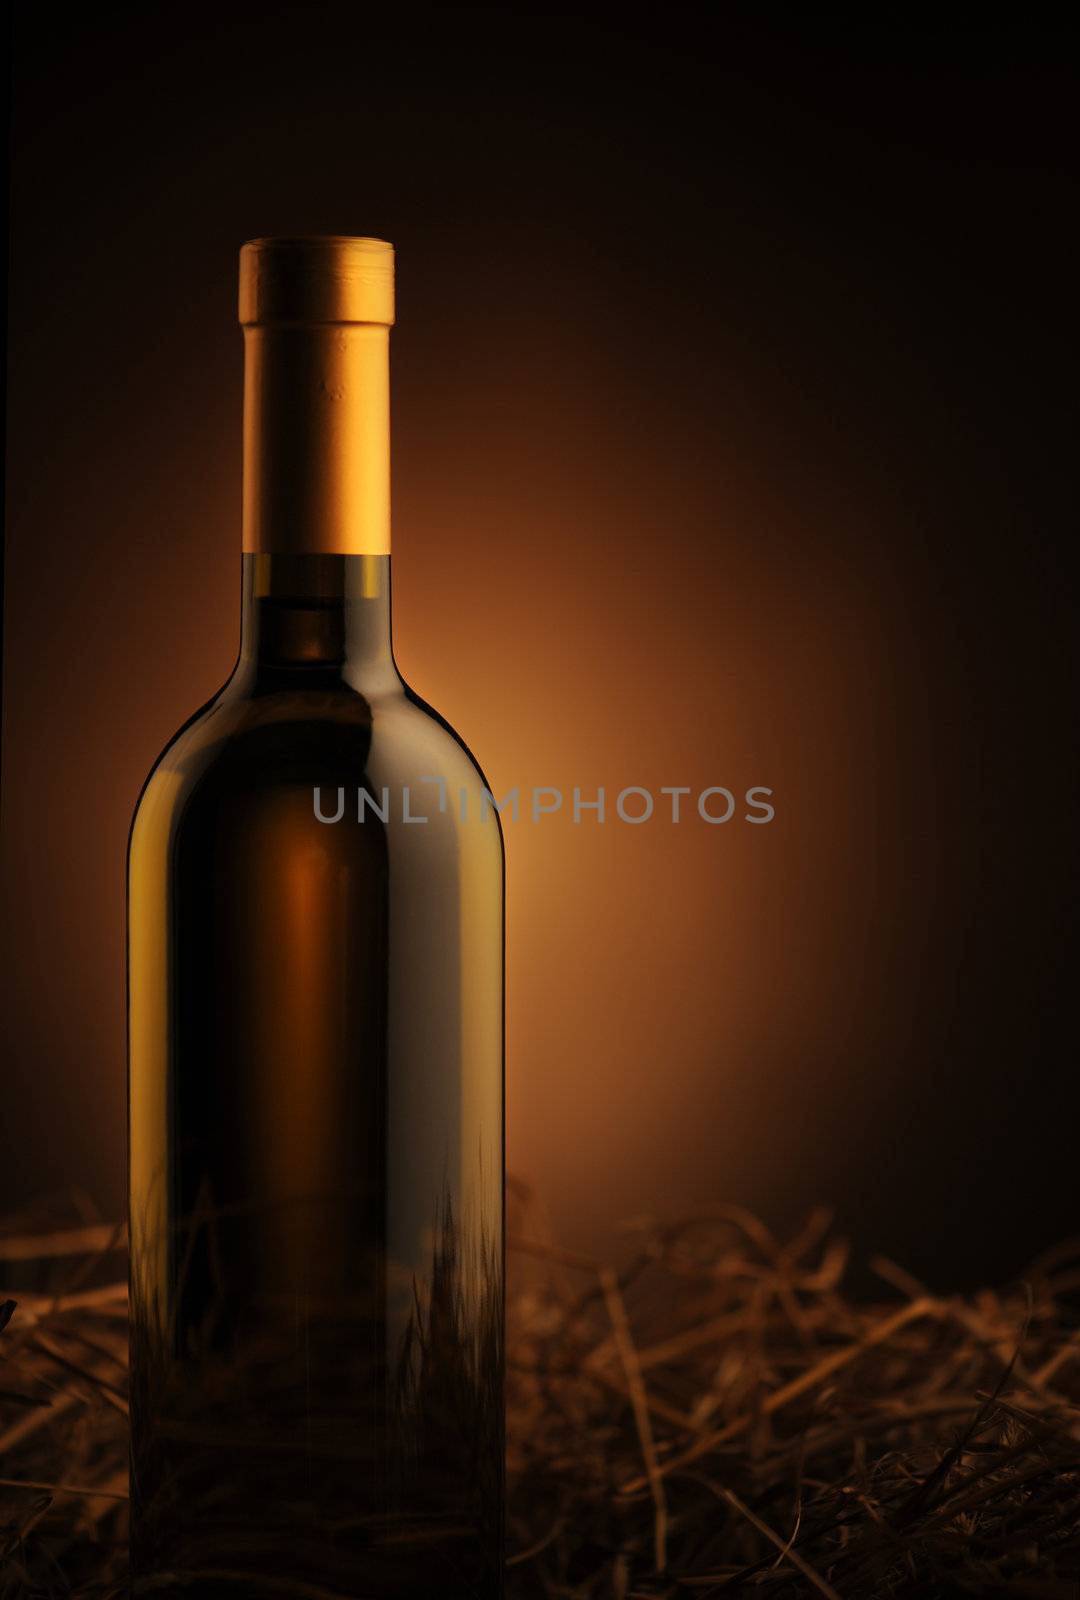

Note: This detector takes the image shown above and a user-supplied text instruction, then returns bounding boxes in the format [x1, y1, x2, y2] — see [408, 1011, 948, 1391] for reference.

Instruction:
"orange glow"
[3, 269, 926, 1259]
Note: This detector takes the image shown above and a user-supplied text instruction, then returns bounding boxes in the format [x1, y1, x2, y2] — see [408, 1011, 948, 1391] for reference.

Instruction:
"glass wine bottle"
[128, 237, 504, 1597]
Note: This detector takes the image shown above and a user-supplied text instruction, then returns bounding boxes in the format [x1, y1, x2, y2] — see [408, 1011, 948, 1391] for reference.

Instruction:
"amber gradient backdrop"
[3, 12, 1078, 1287]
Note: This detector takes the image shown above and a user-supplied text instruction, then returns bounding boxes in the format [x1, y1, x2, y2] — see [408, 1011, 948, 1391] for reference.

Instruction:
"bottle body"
[128, 555, 504, 1594]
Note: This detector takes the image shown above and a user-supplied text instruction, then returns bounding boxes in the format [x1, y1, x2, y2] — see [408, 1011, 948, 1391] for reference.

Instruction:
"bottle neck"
[238, 312, 395, 686]
[242, 321, 391, 558]
[238, 554, 397, 688]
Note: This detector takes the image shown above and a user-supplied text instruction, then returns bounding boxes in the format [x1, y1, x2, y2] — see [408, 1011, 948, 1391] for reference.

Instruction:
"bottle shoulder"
[130, 670, 496, 847]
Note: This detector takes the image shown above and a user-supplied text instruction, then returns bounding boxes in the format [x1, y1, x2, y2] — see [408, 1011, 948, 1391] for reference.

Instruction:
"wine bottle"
[127, 237, 504, 1597]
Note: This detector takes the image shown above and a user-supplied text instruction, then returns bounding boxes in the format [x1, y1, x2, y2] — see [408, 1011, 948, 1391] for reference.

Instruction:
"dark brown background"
[3, 10, 1078, 1288]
